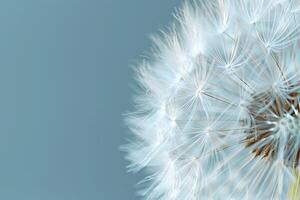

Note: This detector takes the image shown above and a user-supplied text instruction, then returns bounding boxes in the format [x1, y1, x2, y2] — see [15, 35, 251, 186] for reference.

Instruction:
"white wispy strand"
[123, 0, 300, 199]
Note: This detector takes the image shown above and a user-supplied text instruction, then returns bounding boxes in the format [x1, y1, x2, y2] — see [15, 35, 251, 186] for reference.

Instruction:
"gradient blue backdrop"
[0, 0, 182, 199]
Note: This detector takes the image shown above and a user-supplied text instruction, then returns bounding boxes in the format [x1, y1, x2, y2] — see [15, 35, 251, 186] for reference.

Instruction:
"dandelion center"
[245, 91, 300, 167]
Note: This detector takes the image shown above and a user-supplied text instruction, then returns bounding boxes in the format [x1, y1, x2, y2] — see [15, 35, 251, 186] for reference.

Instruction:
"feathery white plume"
[124, 0, 300, 199]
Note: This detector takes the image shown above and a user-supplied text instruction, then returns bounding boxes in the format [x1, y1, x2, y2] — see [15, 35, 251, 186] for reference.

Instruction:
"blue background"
[0, 0, 182, 199]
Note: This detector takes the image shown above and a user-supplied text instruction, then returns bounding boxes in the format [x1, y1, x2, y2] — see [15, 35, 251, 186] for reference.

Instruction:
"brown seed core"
[244, 91, 300, 168]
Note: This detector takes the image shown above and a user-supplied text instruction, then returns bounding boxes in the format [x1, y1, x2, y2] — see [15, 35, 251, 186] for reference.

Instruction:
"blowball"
[124, 0, 300, 199]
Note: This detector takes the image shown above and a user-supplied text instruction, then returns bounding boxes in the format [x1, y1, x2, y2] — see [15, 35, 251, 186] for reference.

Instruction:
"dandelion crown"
[124, 0, 300, 199]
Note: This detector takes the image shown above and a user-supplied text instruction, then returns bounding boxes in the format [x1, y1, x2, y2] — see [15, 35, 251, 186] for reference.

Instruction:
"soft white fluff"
[123, 0, 300, 199]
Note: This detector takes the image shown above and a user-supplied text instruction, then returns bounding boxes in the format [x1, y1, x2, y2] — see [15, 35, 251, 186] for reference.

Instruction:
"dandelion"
[123, 0, 300, 199]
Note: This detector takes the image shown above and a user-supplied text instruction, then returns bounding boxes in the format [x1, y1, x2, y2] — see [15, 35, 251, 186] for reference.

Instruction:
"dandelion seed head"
[124, 0, 300, 199]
